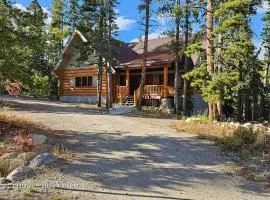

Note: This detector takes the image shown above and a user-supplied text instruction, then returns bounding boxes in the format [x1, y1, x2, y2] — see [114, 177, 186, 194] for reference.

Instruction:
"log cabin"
[53, 30, 207, 113]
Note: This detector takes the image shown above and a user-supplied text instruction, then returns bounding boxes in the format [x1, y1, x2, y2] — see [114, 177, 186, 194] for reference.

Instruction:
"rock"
[242, 122, 253, 129]
[253, 123, 266, 132]
[8, 158, 24, 172]
[0, 152, 17, 160]
[185, 118, 201, 123]
[159, 99, 173, 114]
[30, 134, 47, 146]
[28, 153, 57, 170]
[0, 177, 6, 184]
[234, 122, 241, 128]
[6, 166, 33, 182]
[0, 156, 25, 173]
[18, 152, 37, 164]
[109, 106, 134, 115]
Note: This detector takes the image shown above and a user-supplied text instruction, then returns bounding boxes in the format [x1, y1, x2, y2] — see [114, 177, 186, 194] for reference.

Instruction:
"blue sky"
[15, 0, 269, 49]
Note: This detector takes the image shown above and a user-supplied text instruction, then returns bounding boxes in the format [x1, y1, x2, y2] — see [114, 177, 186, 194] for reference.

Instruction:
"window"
[75, 77, 82, 87]
[75, 76, 93, 87]
[88, 76, 92, 86]
[82, 77, 88, 86]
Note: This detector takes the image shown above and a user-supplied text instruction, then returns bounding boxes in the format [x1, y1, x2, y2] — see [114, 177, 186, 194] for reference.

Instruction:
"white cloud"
[115, 16, 136, 31]
[13, 3, 26, 11]
[257, 1, 269, 14]
[130, 31, 166, 43]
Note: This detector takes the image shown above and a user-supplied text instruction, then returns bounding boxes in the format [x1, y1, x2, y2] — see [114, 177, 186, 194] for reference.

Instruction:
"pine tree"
[26, 0, 47, 75]
[138, 0, 151, 110]
[174, 0, 180, 115]
[49, 0, 67, 64]
[262, 0, 270, 85]
[0, 0, 31, 83]
[68, 0, 80, 30]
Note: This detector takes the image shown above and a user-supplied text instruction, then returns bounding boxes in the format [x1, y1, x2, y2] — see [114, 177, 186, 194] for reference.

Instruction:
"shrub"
[52, 144, 73, 160]
[218, 127, 267, 151]
[30, 71, 50, 98]
[172, 120, 236, 139]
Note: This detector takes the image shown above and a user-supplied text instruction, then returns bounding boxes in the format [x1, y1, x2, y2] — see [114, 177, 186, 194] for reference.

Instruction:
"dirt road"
[1, 96, 269, 200]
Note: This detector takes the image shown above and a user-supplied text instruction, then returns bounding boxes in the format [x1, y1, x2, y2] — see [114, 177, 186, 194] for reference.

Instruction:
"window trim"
[74, 76, 94, 88]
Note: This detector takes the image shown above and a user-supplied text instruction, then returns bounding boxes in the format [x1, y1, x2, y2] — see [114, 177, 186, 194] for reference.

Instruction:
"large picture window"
[75, 76, 93, 87]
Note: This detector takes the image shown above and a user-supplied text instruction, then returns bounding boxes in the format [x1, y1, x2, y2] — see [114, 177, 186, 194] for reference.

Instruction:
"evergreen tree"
[25, 0, 48, 75]
[138, 0, 151, 110]
[0, 0, 31, 84]
[262, 0, 270, 85]
[49, 0, 67, 64]
[68, 0, 80, 29]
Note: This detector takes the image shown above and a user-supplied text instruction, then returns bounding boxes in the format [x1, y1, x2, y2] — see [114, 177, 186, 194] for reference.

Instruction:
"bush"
[217, 127, 267, 151]
[30, 71, 50, 98]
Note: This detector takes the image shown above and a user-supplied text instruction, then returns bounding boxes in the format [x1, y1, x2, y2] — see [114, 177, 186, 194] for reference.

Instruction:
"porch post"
[164, 65, 168, 98]
[126, 69, 130, 94]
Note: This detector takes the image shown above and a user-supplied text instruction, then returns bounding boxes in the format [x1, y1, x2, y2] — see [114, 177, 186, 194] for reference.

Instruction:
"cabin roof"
[55, 31, 201, 71]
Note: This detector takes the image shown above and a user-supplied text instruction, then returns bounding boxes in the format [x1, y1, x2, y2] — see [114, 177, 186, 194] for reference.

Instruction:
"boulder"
[28, 153, 57, 170]
[242, 122, 253, 129]
[0, 177, 6, 184]
[8, 158, 24, 172]
[30, 134, 47, 146]
[0, 152, 17, 160]
[6, 166, 33, 182]
[18, 152, 37, 165]
[159, 99, 173, 114]
[0, 156, 25, 173]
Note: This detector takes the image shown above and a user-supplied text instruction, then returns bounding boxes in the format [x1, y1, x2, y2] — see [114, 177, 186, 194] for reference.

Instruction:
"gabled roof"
[55, 30, 88, 70]
[55, 31, 201, 71]
[116, 37, 199, 68]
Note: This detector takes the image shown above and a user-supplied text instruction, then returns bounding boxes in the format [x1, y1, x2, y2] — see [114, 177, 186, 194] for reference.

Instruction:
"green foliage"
[29, 71, 50, 98]
[184, 64, 239, 103]
[185, 42, 203, 56]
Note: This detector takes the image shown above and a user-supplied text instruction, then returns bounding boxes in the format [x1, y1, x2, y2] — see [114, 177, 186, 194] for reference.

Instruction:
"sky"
[14, 0, 269, 51]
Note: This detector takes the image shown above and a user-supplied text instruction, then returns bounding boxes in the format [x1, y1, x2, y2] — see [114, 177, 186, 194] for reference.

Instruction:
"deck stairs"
[122, 96, 134, 106]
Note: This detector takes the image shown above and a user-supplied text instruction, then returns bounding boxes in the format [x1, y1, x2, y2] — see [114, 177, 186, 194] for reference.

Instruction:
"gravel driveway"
[1, 96, 269, 200]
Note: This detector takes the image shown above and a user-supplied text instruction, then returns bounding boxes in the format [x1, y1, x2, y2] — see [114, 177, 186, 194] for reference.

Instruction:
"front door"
[130, 75, 141, 95]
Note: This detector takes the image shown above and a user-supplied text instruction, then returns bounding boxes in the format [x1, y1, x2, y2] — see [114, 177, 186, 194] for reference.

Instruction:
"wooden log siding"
[58, 68, 107, 96]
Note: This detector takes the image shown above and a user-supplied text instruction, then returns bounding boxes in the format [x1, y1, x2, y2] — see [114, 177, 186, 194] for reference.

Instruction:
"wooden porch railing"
[134, 85, 165, 106]
[116, 85, 129, 103]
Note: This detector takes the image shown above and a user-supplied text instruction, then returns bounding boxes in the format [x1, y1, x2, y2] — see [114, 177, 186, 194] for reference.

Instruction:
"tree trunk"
[97, 56, 103, 107]
[182, 0, 190, 116]
[264, 49, 270, 86]
[174, 0, 180, 114]
[106, 0, 113, 109]
[138, 0, 151, 110]
[206, 0, 219, 120]
[97, 0, 104, 107]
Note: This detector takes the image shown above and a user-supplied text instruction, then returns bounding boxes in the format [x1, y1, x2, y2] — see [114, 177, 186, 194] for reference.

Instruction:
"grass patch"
[0, 114, 33, 153]
[172, 119, 270, 165]
[172, 120, 236, 140]
[22, 186, 37, 197]
[50, 194, 68, 200]
[52, 144, 73, 160]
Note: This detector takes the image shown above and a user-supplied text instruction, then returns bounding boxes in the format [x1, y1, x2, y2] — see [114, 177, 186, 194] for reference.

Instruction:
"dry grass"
[172, 119, 270, 166]
[171, 120, 236, 140]
[0, 114, 34, 155]
[50, 194, 68, 200]
[52, 144, 73, 160]
[22, 186, 38, 197]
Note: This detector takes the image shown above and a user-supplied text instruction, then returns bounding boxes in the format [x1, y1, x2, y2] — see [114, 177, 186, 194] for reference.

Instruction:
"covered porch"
[116, 65, 184, 106]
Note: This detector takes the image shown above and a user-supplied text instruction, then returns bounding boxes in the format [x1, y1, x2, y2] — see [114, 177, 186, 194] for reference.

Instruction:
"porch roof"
[116, 37, 195, 68]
